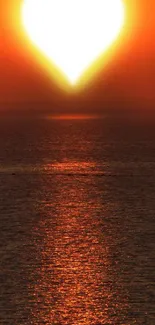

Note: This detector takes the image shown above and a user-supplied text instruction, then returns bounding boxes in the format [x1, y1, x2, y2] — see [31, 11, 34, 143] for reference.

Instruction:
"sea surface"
[0, 115, 155, 325]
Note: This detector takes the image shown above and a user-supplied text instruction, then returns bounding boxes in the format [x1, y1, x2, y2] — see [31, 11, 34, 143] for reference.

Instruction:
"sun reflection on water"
[30, 161, 128, 324]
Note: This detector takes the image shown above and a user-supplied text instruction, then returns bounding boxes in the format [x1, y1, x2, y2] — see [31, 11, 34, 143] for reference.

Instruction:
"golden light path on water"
[29, 161, 129, 325]
[22, 0, 125, 86]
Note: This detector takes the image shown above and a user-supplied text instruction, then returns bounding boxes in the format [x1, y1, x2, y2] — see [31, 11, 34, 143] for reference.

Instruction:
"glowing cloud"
[22, 0, 124, 85]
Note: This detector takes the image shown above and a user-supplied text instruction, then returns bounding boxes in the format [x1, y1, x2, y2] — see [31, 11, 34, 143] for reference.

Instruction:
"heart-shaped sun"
[22, 0, 124, 85]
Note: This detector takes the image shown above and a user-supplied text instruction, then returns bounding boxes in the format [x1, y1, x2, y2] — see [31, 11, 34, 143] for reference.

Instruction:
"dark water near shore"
[0, 115, 155, 324]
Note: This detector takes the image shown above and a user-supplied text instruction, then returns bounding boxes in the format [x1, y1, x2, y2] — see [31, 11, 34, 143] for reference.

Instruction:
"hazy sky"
[0, 0, 155, 113]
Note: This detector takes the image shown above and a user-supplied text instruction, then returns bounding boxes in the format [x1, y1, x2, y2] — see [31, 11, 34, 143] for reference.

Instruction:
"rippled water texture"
[0, 115, 155, 324]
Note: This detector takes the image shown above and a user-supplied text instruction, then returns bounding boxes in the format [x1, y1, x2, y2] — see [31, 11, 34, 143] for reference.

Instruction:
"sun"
[22, 0, 125, 85]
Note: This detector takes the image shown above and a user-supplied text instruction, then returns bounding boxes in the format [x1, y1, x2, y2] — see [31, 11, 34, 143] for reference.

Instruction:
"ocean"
[0, 114, 155, 324]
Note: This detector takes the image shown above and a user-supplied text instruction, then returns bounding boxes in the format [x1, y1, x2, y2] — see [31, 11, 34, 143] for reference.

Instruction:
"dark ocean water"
[0, 115, 155, 325]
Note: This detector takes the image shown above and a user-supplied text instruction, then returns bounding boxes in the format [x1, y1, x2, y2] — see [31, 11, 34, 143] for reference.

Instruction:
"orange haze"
[0, 0, 155, 113]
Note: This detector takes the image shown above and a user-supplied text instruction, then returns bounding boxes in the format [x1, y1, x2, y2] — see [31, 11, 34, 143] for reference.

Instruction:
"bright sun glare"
[22, 0, 124, 85]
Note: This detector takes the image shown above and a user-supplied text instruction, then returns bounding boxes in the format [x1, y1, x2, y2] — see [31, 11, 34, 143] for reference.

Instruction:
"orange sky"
[0, 0, 155, 113]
